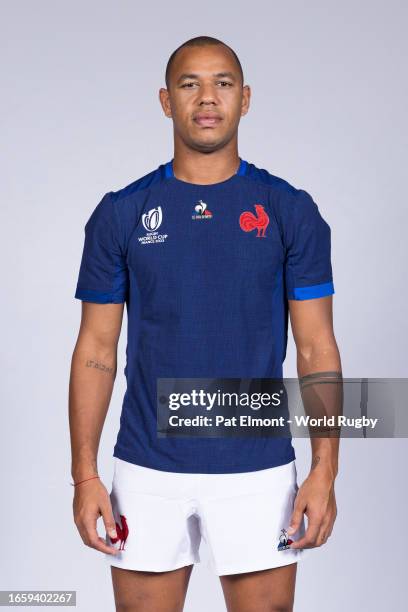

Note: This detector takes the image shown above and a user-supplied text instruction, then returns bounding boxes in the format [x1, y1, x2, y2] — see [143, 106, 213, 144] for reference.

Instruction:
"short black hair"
[165, 35, 244, 89]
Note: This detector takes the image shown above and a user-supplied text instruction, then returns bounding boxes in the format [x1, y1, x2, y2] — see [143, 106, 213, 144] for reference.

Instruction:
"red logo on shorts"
[109, 514, 129, 551]
[239, 204, 269, 237]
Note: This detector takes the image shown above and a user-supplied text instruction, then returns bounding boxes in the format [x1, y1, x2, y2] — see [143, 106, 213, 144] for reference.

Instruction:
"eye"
[217, 81, 233, 87]
[181, 82, 198, 88]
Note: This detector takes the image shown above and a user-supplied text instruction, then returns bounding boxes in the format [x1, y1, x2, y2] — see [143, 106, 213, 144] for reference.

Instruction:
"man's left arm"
[286, 294, 341, 549]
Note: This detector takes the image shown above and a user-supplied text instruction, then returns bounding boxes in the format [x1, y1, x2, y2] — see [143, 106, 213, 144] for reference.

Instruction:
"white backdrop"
[1, 1, 407, 610]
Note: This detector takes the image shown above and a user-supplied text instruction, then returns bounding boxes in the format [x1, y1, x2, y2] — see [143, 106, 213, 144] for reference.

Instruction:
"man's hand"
[73, 479, 119, 555]
[287, 467, 337, 549]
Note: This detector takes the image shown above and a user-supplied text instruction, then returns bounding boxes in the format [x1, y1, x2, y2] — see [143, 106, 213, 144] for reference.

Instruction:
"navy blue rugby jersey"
[74, 158, 335, 473]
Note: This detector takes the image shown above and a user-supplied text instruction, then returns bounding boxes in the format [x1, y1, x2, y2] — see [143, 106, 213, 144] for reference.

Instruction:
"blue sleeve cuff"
[74, 287, 126, 304]
[292, 281, 335, 301]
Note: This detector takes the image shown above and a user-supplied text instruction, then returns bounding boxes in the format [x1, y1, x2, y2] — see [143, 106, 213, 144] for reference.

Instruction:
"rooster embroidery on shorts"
[109, 515, 129, 551]
[277, 528, 293, 551]
[239, 204, 269, 238]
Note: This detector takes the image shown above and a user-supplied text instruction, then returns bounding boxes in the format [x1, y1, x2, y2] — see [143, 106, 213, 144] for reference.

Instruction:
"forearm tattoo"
[299, 370, 343, 390]
[85, 359, 114, 375]
[299, 370, 343, 434]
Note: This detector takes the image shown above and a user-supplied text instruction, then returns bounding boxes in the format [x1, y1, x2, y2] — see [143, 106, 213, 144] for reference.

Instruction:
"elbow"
[296, 336, 341, 374]
[72, 330, 119, 370]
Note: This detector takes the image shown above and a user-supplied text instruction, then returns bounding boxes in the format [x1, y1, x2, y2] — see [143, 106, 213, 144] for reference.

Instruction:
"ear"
[241, 84, 251, 117]
[159, 88, 172, 118]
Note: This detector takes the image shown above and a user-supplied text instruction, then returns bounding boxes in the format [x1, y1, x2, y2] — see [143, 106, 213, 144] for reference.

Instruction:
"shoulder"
[109, 163, 168, 204]
[101, 163, 169, 231]
[243, 161, 301, 197]
[86, 164, 168, 238]
[242, 161, 319, 220]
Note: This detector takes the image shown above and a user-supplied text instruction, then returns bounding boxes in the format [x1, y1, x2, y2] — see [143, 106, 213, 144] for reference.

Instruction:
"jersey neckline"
[163, 157, 248, 188]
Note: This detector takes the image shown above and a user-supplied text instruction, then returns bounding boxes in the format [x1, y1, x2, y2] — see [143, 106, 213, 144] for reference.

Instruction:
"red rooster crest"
[109, 514, 129, 551]
[239, 204, 269, 237]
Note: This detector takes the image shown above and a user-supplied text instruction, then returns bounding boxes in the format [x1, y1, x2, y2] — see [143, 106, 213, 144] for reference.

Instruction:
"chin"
[192, 142, 223, 153]
[190, 134, 226, 152]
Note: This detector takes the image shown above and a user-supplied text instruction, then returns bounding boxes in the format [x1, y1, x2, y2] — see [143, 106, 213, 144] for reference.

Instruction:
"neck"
[172, 138, 240, 185]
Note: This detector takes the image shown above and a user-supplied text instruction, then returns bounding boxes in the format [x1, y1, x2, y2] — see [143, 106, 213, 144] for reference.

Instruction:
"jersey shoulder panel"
[102, 163, 168, 249]
[243, 161, 300, 197]
[110, 163, 168, 203]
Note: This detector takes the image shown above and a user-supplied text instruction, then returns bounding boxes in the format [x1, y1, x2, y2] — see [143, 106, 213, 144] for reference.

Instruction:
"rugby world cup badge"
[138, 206, 168, 245]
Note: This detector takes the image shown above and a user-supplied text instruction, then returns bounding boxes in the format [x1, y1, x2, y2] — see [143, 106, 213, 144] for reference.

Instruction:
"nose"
[198, 82, 218, 106]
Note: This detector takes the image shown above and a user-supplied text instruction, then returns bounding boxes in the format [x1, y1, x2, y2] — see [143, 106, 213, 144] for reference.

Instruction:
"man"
[69, 35, 341, 612]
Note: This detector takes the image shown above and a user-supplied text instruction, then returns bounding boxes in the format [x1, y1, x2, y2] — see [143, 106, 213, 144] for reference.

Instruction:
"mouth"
[193, 113, 223, 128]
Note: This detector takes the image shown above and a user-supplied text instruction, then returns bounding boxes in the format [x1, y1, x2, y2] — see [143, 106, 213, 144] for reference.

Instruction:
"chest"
[126, 189, 285, 291]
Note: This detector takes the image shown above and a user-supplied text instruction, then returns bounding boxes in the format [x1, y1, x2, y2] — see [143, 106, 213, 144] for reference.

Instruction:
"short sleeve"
[74, 192, 129, 303]
[283, 189, 335, 301]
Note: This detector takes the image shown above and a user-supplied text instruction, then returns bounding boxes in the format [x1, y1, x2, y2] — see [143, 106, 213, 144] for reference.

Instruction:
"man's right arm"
[69, 301, 125, 554]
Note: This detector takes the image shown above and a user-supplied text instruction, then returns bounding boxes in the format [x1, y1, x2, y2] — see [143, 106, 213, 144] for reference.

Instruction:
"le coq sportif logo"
[192, 199, 213, 220]
[277, 528, 293, 551]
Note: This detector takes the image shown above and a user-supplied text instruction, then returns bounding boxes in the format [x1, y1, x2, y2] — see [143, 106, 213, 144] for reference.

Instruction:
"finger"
[86, 533, 119, 555]
[290, 517, 322, 549]
[81, 518, 119, 555]
[100, 499, 118, 541]
[97, 536, 120, 555]
[316, 531, 327, 547]
[316, 520, 331, 547]
[326, 522, 334, 538]
[287, 501, 306, 536]
[317, 515, 336, 546]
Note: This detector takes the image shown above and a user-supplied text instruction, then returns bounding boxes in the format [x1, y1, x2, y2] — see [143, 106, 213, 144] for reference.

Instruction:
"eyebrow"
[176, 71, 236, 84]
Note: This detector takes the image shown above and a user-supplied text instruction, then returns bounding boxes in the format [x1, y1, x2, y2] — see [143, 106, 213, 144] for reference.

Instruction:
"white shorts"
[104, 457, 306, 576]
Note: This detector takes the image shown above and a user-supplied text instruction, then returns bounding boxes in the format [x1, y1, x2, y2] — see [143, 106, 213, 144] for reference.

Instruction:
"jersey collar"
[164, 157, 248, 180]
